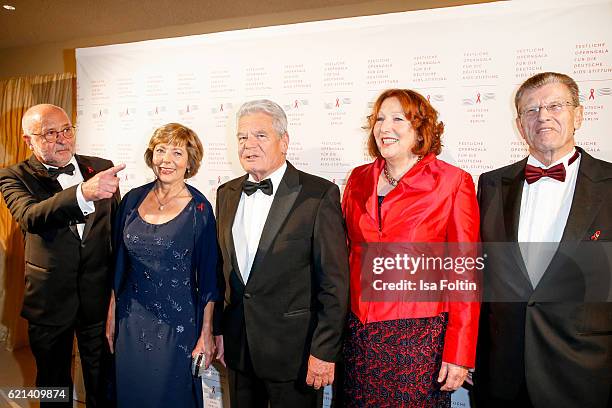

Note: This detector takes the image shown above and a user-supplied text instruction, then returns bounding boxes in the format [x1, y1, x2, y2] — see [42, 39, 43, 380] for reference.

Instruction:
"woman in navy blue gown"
[107, 123, 218, 407]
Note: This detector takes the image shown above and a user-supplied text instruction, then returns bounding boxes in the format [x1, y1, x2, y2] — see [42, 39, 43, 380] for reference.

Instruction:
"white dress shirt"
[518, 148, 580, 287]
[45, 156, 96, 238]
[232, 162, 287, 283]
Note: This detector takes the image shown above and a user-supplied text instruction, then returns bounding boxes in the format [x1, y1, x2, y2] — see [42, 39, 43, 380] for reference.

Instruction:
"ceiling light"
[3, 5, 16, 10]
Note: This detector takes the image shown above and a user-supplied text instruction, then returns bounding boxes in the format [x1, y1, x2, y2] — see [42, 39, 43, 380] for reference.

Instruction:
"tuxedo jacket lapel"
[69, 221, 81, 241]
[248, 163, 301, 284]
[501, 158, 532, 289]
[538, 150, 604, 288]
[559, 150, 603, 242]
[224, 175, 248, 285]
[76, 155, 96, 183]
[27, 155, 80, 240]
[27, 155, 63, 195]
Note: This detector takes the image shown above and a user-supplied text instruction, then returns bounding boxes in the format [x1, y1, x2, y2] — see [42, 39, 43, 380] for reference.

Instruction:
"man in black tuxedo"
[214, 99, 349, 408]
[475, 72, 612, 408]
[0, 104, 125, 407]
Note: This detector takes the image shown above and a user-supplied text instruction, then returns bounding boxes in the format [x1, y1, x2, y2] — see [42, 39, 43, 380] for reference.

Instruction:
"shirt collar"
[527, 147, 577, 169]
[42, 155, 77, 171]
[247, 161, 287, 191]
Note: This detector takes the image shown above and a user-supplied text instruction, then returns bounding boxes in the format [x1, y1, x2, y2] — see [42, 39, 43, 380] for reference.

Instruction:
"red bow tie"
[524, 162, 565, 184]
[524, 150, 580, 184]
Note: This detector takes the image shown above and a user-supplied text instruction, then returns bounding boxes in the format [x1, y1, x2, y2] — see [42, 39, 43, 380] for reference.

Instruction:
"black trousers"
[28, 319, 112, 408]
[227, 342, 322, 408]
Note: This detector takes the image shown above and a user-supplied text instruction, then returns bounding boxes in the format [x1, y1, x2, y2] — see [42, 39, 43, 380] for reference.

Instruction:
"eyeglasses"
[30, 126, 76, 142]
[519, 101, 576, 119]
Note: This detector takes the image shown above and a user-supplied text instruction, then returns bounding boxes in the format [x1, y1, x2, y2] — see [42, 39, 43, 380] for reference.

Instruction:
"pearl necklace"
[383, 156, 423, 187]
[153, 183, 186, 211]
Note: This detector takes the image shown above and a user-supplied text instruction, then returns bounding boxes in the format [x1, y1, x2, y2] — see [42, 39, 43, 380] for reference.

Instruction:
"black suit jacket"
[214, 162, 349, 382]
[0, 154, 119, 326]
[475, 147, 612, 408]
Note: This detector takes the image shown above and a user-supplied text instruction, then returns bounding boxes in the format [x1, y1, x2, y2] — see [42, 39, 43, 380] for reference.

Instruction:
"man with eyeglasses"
[474, 72, 612, 408]
[0, 103, 125, 407]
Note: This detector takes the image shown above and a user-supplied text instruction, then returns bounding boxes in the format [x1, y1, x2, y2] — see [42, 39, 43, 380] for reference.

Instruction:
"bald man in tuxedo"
[0, 104, 124, 407]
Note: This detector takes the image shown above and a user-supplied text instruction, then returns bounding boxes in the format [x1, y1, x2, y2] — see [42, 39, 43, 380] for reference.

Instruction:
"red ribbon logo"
[335, 98, 340, 107]
[589, 89, 595, 100]
[294, 100, 299, 108]
[220, 104, 223, 112]
[476, 93, 481, 103]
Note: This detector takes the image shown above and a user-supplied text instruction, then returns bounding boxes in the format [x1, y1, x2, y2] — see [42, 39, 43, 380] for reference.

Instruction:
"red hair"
[367, 89, 443, 158]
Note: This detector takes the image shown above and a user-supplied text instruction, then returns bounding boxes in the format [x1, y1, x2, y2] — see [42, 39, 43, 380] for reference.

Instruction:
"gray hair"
[515, 72, 580, 112]
[236, 99, 288, 137]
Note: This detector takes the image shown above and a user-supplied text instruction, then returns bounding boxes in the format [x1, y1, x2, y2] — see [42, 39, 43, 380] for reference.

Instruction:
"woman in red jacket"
[342, 89, 480, 407]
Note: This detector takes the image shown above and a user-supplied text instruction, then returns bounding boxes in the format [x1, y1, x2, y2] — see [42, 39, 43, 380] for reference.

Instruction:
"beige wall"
[0, 0, 498, 80]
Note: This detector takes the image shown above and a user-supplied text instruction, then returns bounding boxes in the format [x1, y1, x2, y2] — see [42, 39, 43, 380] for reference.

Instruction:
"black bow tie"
[48, 163, 75, 179]
[243, 179, 273, 196]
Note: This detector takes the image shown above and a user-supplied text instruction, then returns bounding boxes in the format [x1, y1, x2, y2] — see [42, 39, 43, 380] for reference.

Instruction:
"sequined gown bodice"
[115, 201, 201, 408]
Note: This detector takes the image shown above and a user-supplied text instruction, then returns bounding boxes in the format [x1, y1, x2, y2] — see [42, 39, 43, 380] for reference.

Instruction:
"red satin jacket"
[342, 154, 480, 367]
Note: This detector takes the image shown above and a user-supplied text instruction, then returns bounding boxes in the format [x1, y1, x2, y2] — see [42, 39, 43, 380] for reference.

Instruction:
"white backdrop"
[75, 0, 612, 406]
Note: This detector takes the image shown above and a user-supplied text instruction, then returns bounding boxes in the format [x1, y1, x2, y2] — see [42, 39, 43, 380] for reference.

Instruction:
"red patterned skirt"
[343, 312, 450, 408]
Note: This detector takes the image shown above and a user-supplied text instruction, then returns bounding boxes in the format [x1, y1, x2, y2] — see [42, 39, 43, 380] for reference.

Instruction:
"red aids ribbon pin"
[591, 230, 601, 241]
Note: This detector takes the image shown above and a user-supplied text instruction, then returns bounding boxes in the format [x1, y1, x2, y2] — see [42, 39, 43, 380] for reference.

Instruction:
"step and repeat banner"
[76, 0, 612, 406]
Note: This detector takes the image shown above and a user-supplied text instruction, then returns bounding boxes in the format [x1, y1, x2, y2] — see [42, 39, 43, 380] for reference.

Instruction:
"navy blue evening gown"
[115, 201, 202, 408]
